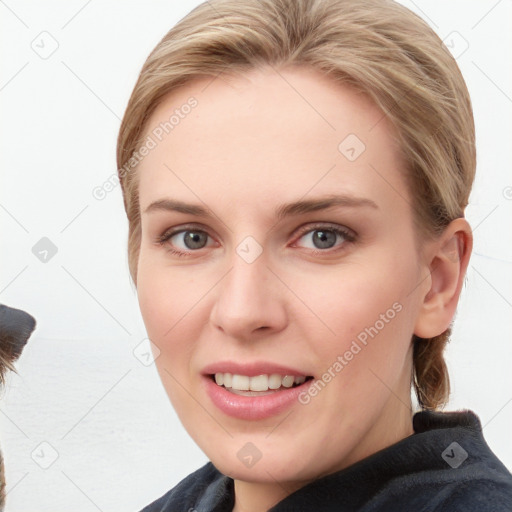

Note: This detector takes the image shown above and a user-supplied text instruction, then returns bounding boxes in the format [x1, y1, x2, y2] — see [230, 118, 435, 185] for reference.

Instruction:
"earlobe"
[414, 218, 473, 339]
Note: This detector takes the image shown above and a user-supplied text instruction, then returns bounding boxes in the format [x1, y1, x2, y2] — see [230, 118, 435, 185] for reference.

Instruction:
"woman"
[116, 0, 512, 510]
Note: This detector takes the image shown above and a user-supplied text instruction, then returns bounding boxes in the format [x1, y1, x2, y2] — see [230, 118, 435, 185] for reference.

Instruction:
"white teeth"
[231, 374, 250, 391]
[213, 373, 308, 392]
[282, 375, 294, 388]
[268, 374, 282, 389]
[249, 374, 268, 392]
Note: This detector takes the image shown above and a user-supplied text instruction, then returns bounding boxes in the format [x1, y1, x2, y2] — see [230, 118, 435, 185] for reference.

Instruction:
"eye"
[157, 226, 216, 255]
[294, 225, 355, 251]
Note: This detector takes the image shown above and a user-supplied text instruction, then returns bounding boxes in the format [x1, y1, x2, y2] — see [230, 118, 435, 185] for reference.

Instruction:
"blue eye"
[158, 228, 214, 254]
[171, 230, 209, 250]
[295, 226, 353, 250]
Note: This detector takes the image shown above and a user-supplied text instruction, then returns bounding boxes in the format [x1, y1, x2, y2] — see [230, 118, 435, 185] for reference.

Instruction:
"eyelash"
[156, 224, 209, 258]
[156, 222, 356, 257]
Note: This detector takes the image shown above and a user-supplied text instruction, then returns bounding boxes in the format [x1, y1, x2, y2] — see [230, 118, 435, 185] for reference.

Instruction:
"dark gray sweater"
[140, 409, 512, 511]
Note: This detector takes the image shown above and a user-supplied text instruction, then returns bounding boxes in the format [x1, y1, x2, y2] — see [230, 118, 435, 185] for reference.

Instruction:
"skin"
[135, 65, 472, 512]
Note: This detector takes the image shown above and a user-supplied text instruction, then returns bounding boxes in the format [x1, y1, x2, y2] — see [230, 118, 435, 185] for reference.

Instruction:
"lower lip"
[203, 375, 313, 420]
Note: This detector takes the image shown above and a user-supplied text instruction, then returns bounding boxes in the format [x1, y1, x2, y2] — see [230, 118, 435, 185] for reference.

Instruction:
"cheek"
[284, 263, 418, 439]
[137, 262, 208, 412]
[136, 259, 206, 370]
[137, 267, 173, 341]
[284, 253, 419, 375]
[137, 255, 202, 337]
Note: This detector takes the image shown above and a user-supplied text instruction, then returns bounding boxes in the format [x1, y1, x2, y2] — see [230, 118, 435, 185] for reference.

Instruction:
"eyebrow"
[143, 194, 378, 218]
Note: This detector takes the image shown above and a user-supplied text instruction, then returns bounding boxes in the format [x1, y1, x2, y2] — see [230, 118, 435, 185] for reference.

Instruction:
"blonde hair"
[116, 0, 476, 410]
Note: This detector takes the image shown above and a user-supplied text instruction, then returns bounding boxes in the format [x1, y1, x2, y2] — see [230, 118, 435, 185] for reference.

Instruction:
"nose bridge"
[210, 247, 287, 337]
[220, 252, 271, 315]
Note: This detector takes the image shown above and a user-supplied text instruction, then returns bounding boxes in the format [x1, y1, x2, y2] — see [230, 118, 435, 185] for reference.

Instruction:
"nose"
[209, 254, 288, 341]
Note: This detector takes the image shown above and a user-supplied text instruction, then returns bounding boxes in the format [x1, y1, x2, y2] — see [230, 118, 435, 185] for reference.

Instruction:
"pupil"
[313, 230, 336, 249]
[184, 231, 207, 249]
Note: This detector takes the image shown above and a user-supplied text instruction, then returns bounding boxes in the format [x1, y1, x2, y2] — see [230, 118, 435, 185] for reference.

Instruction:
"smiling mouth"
[210, 373, 314, 396]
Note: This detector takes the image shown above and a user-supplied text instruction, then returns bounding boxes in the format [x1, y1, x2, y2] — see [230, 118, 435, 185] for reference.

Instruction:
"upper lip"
[202, 361, 311, 377]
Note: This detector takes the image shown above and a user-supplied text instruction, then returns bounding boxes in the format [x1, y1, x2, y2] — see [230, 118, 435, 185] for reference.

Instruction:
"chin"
[206, 443, 321, 484]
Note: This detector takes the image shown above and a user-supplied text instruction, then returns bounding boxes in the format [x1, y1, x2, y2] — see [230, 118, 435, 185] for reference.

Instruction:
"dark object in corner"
[0, 304, 36, 511]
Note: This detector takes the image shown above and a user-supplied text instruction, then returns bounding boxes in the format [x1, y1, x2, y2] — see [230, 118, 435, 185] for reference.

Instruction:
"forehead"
[137, 65, 409, 217]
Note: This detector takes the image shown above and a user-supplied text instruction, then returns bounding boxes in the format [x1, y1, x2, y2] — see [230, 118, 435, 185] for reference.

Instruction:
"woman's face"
[136, 66, 432, 485]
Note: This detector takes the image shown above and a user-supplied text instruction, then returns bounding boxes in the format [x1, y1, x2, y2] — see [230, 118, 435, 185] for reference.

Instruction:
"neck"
[232, 479, 298, 512]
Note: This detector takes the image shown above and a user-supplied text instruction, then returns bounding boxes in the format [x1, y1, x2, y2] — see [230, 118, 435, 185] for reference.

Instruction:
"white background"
[1, 1, 511, 510]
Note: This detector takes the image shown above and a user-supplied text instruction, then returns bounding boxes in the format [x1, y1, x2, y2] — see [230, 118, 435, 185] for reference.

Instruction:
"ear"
[414, 218, 473, 338]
